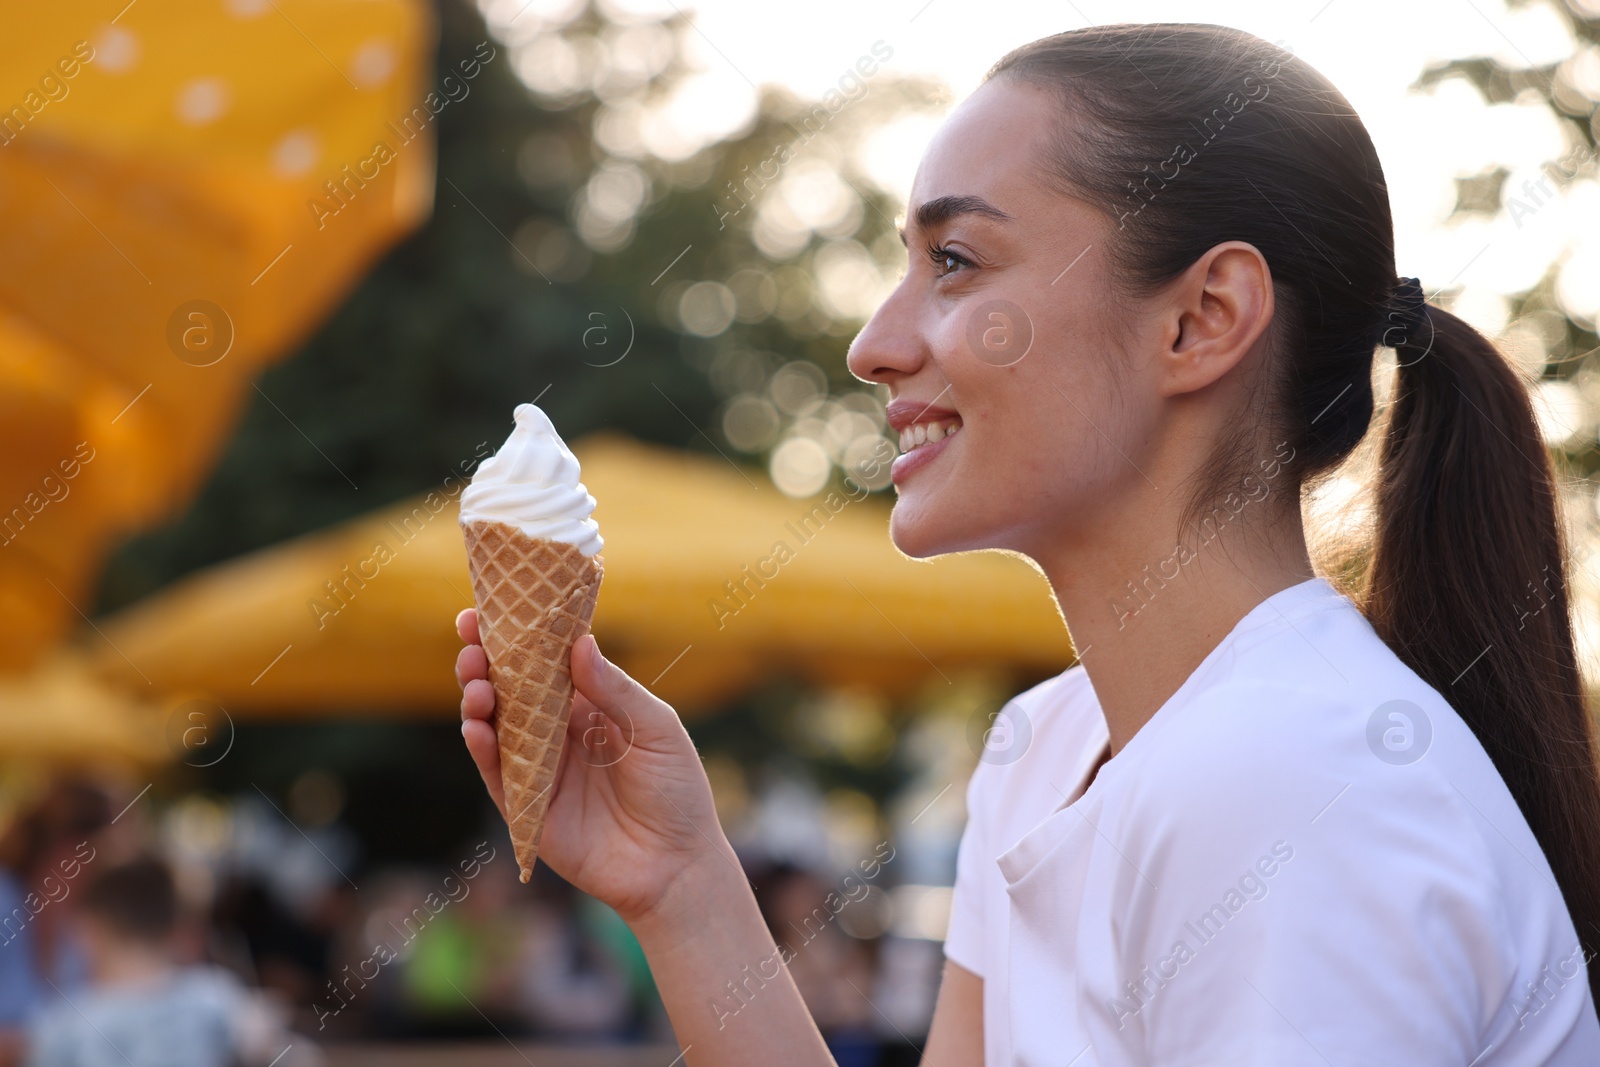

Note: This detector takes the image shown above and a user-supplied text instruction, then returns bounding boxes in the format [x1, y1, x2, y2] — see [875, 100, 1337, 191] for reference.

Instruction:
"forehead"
[905, 78, 1061, 226]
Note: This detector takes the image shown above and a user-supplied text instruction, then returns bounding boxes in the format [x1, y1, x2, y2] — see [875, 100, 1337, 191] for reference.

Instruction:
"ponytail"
[1366, 303, 1600, 1003]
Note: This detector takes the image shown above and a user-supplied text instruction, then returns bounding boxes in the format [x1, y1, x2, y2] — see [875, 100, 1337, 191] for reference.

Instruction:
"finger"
[461, 677, 496, 722]
[566, 699, 619, 747]
[455, 608, 481, 646]
[555, 720, 574, 784]
[566, 701, 597, 744]
[566, 690, 606, 740]
[569, 689, 598, 720]
[570, 635, 679, 742]
[455, 644, 489, 689]
[462, 719, 507, 820]
[571, 635, 659, 717]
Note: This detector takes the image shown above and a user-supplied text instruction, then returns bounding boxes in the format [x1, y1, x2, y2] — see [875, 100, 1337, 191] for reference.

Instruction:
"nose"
[847, 278, 926, 386]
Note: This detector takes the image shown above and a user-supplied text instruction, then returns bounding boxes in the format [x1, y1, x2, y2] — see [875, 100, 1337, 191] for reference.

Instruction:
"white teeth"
[897, 417, 962, 454]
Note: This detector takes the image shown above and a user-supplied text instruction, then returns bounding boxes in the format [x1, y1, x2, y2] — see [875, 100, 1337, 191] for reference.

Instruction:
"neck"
[90, 939, 171, 988]
[1036, 499, 1314, 756]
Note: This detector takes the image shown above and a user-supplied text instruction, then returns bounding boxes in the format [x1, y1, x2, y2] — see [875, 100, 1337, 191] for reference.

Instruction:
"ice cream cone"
[463, 518, 603, 883]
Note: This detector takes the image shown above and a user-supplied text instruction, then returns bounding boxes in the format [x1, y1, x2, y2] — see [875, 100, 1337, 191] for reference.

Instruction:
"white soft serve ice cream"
[459, 403, 603, 556]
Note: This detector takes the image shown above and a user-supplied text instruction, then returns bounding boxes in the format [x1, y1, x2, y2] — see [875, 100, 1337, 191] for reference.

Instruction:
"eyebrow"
[897, 194, 1013, 245]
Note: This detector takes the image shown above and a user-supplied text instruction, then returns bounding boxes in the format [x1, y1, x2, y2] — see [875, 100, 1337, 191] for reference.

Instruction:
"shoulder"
[1006, 661, 1098, 717]
[1105, 609, 1535, 962]
[1132, 605, 1486, 813]
[1075, 595, 1589, 1057]
[966, 664, 1103, 806]
[1009, 661, 1101, 739]
[1126, 597, 1451, 786]
[959, 664, 1108, 870]
[30, 991, 104, 1053]
[175, 965, 248, 1004]
[1120, 632, 1480, 862]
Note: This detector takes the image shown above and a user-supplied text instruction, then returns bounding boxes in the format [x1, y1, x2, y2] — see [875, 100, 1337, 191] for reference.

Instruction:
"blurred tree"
[97, 0, 939, 614]
[1420, 0, 1600, 487]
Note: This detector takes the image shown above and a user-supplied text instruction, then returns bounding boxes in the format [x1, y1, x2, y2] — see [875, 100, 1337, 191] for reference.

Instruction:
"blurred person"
[317, 873, 422, 1038]
[457, 22, 1600, 1067]
[454, 852, 537, 1024]
[6, 783, 110, 991]
[394, 883, 508, 1038]
[572, 891, 667, 1039]
[210, 874, 337, 1017]
[750, 864, 876, 1066]
[0, 783, 109, 1066]
[0, 848, 37, 1067]
[394, 906, 489, 1037]
[514, 868, 631, 1040]
[319, 855, 517, 1040]
[27, 856, 314, 1067]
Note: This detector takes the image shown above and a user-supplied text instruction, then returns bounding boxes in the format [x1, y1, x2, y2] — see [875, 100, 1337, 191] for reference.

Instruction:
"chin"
[888, 498, 1004, 560]
[888, 508, 942, 559]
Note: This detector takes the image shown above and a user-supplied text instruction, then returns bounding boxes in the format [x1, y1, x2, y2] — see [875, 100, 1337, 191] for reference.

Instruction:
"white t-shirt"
[30, 966, 253, 1067]
[945, 577, 1600, 1066]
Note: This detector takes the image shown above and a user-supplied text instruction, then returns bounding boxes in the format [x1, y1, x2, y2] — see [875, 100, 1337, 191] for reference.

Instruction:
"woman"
[455, 23, 1600, 1064]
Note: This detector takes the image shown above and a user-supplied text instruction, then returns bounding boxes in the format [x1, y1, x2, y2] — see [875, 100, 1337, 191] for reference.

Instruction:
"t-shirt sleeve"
[942, 761, 992, 976]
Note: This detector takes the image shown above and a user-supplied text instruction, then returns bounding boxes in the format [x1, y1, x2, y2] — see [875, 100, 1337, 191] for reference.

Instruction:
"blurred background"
[1, 0, 1598, 1063]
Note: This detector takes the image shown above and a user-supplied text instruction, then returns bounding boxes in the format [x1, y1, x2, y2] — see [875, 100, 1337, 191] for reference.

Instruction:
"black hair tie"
[1381, 276, 1430, 351]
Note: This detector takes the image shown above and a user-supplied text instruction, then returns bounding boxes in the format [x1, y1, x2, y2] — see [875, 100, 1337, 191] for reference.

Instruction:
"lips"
[885, 397, 960, 434]
[885, 398, 963, 485]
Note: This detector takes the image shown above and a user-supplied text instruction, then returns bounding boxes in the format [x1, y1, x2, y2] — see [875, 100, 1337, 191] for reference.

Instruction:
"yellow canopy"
[0, 1, 434, 669]
[90, 436, 1073, 716]
[0, 653, 166, 768]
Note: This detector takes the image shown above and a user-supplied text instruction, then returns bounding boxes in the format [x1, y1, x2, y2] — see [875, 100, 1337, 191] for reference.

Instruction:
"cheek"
[987, 408, 1086, 522]
[1020, 326, 1138, 456]
[986, 360, 1144, 534]
[889, 302, 1127, 551]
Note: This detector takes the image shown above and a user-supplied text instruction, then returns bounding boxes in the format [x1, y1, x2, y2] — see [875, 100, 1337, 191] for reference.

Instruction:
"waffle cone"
[462, 520, 603, 883]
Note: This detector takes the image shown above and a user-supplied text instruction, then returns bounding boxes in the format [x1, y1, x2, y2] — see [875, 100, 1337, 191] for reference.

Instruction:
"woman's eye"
[927, 244, 970, 277]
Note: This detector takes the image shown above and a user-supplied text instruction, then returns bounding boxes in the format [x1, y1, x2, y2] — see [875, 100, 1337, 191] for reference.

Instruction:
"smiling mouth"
[897, 415, 963, 455]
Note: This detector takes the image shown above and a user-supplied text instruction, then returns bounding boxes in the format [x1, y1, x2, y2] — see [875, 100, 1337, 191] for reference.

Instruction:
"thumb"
[571, 634, 673, 727]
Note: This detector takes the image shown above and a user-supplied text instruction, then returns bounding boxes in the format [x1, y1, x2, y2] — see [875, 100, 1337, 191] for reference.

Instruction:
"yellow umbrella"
[89, 435, 1073, 716]
[0, 652, 166, 768]
[0, 0, 435, 668]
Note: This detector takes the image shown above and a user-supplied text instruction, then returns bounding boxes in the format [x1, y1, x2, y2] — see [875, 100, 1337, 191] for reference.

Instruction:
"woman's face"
[847, 77, 1165, 562]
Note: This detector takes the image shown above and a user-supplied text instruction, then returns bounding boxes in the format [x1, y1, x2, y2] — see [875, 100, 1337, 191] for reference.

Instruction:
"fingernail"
[460, 721, 470, 739]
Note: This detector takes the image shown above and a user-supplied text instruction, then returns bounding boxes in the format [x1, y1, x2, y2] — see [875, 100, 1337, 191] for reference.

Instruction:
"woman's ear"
[1159, 241, 1275, 399]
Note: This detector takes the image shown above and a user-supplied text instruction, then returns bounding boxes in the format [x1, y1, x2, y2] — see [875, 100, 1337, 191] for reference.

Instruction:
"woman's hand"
[458, 613, 839, 1065]
[455, 610, 733, 926]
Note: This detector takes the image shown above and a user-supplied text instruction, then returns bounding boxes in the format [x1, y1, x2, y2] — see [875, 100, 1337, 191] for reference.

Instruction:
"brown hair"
[82, 856, 177, 944]
[990, 23, 1600, 1014]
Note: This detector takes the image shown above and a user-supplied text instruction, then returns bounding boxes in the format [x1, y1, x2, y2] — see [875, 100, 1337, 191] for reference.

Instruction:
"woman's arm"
[629, 850, 836, 1063]
[922, 959, 982, 1065]
[456, 612, 835, 1066]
